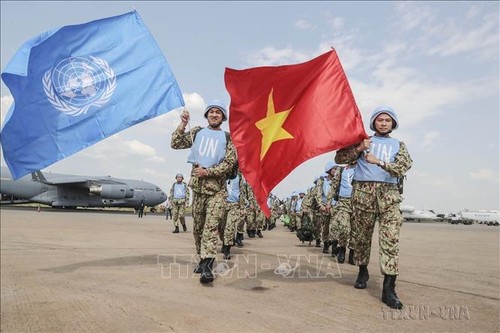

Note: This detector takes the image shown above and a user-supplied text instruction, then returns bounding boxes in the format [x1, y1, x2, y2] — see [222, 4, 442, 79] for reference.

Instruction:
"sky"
[1, 1, 499, 214]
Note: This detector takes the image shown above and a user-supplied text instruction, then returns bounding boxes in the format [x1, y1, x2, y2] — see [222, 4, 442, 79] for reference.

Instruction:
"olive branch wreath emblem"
[42, 56, 117, 116]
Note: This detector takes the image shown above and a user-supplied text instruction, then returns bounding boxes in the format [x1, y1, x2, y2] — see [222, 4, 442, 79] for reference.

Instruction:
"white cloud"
[470, 169, 499, 183]
[244, 47, 311, 67]
[420, 131, 440, 149]
[295, 19, 315, 31]
[1, 95, 14, 126]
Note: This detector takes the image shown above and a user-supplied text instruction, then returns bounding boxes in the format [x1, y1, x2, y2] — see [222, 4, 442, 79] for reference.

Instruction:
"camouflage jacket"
[171, 126, 238, 195]
[326, 166, 344, 204]
[335, 140, 412, 179]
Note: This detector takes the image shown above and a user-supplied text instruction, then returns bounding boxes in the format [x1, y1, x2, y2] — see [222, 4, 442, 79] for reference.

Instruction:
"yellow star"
[255, 89, 294, 160]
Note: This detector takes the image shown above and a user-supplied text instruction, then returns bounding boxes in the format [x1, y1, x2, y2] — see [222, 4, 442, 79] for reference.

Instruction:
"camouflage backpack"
[296, 214, 315, 244]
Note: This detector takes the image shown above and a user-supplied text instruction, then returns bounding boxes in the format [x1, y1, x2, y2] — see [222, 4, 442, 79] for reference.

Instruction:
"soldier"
[294, 190, 306, 231]
[169, 173, 190, 233]
[222, 167, 246, 259]
[315, 163, 338, 253]
[288, 192, 299, 232]
[335, 105, 412, 309]
[170, 100, 237, 284]
[245, 182, 257, 238]
[326, 162, 356, 264]
[311, 176, 323, 248]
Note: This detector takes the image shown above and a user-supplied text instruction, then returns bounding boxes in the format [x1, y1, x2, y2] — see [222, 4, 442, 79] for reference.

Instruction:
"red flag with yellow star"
[224, 50, 367, 216]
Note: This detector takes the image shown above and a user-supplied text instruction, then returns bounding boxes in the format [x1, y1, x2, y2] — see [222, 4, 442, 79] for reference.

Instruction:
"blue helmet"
[175, 173, 184, 179]
[324, 161, 336, 173]
[369, 105, 399, 131]
[204, 100, 228, 121]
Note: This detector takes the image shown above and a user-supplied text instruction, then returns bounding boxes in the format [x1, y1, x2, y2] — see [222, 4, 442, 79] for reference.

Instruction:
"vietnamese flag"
[224, 50, 367, 216]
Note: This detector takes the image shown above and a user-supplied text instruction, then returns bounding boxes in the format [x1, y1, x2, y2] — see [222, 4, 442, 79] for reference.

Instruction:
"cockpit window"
[156, 187, 161, 191]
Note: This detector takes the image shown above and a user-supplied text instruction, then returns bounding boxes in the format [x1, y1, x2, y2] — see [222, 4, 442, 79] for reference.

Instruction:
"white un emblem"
[43, 56, 116, 116]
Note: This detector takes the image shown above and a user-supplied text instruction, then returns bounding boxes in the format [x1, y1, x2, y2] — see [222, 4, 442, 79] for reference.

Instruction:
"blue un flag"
[1, 11, 185, 179]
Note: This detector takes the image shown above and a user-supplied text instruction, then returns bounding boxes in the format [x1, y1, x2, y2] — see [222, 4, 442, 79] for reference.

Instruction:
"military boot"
[322, 241, 330, 254]
[331, 239, 339, 256]
[354, 265, 369, 289]
[193, 259, 204, 274]
[223, 245, 232, 260]
[256, 230, 263, 238]
[382, 275, 403, 309]
[235, 233, 244, 247]
[348, 249, 355, 265]
[315, 239, 321, 248]
[200, 258, 215, 284]
[172, 226, 179, 233]
[337, 246, 346, 264]
[180, 217, 187, 232]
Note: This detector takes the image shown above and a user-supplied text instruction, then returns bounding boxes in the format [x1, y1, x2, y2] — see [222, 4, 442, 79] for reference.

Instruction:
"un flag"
[1, 11, 185, 179]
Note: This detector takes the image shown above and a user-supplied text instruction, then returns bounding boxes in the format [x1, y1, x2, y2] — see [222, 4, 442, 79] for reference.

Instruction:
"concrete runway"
[1, 207, 499, 333]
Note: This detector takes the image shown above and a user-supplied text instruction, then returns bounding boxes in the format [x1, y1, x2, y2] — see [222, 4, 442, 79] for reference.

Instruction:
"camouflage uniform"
[310, 179, 323, 242]
[223, 173, 246, 246]
[171, 126, 237, 259]
[313, 175, 334, 244]
[288, 196, 298, 230]
[335, 142, 412, 275]
[245, 183, 257, 233]
[169, 181, 190, 228]
[326, 166, 354, 248]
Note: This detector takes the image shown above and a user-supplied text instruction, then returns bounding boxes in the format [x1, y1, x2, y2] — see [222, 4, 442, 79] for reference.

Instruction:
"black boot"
[322, 241, 330, 254]
[172, 226, 179, 233]
[256, 230, 263, 238]
[200, 258, 215, 284]
[180, 217, 187, 232]
[382, 275, 403, 309]
[315, 239, 321, 248]
[354, 265, 369, 289]
[223, 245, 232, 260]
[193, 259, 204, 274]
[337, 246, 346, 264]
[331, 239, 339, 256]
[249, 230, 256, 238]
[236, 233, 244, 247]
[348, 249, 355, 265]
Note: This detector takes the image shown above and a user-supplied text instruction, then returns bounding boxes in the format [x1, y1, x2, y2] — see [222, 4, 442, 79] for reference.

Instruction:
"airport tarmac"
[1, 207, 499, 333]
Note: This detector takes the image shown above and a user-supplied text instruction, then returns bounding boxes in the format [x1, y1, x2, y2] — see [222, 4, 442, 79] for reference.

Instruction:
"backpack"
[296, 214, 315, 244]
[192, 127, 238, 180]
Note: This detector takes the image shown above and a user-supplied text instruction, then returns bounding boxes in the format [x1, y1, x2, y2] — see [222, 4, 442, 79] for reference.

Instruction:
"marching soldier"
[169, 173, 190, 233]
[171, 100, 237, 284]
[335, 105, 412, 309]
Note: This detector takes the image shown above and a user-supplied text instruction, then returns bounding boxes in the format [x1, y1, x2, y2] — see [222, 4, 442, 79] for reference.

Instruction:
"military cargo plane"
[0, 166, 166, 209]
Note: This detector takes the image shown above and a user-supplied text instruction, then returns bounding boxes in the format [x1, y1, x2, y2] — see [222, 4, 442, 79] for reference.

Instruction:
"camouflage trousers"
[295, 212, 303, 230]
[289, 213, 297, 229]
[329, 197, 355, 249]
[192, 190, 226, 259]
[319, 210, 331, 242]
[171, 199, 186, 227]
[246, 208, 256, 231]
[256, 209, 265, 230]
[351, 182, 403, 275]
[237, 213, 247, 234]
[222, 202, 240, 246]
[312, 211, 322, 240]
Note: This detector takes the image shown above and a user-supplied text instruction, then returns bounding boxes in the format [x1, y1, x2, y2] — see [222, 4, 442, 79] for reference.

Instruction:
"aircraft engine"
[89, 184, 134, 199]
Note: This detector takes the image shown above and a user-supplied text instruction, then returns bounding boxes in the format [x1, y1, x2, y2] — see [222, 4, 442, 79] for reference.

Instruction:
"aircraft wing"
[32, 171, 127, 186]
